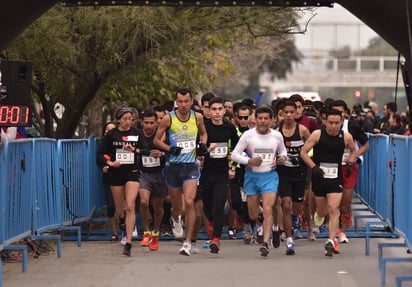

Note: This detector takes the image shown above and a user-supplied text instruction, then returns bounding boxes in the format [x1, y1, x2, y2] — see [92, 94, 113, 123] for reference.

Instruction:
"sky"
[294, 4, 378, 54]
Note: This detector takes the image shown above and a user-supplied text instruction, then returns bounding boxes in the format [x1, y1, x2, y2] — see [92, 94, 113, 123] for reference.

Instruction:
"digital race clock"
[0, 105, 32, 127]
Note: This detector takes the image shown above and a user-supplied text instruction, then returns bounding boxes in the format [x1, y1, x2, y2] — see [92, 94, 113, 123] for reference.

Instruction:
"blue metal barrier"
[57, 139, 92, 225]
[31, 139, 62, 256]
[391, 135, 410, 241]
[0, 140, 33, 272]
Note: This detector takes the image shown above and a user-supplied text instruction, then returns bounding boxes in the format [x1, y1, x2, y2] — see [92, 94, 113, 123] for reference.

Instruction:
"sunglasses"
[238, 115, 249, 120]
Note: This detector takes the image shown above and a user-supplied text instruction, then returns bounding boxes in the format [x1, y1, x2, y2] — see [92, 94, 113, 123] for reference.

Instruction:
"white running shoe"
[338, 232, 349, 243]
[171, 215, 185, 239]
[190, 243, 200, 254]
[179, 242, 191, 256]
[120, 233, 127, 246]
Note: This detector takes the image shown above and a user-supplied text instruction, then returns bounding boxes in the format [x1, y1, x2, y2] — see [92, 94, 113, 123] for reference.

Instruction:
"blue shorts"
[244, 169, 279, 196]
[163, 162, 200, 189]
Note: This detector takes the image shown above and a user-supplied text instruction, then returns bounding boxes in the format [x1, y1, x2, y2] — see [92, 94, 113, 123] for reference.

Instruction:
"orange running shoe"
[333, 238, 340, 254]
[140, 232, 151, 247]
[149, 234, 159, 251]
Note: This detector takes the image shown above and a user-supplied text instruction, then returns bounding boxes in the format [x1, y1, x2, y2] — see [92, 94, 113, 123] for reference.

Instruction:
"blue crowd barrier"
[32, 139, 62, 234]
[1, 135, 411, 286]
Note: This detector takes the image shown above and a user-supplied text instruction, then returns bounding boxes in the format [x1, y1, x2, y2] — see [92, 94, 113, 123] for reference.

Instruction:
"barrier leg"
[396, 276, 412, 287]
[365, 221, 387, 255]
[33, 234, 62, 258]
[59, 226, 82, 247]
[4, 245, 28, 273]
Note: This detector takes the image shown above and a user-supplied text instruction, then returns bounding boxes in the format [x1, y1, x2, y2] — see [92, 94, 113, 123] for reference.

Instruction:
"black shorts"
[109, 168, 140, 186]
[278, 178, 306, 202]
[312, 180, 343, 197]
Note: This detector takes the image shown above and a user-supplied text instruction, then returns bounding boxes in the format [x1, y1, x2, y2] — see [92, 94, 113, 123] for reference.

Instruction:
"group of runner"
[97, 88, 368, 258]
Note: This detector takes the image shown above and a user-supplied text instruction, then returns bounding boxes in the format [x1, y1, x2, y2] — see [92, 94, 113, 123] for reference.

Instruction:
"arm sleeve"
[231, 132, 250, 166]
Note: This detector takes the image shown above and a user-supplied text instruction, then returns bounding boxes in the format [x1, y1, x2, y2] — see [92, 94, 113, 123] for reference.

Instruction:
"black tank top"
[277, 123, 306, 179]
[313, 127, 345, 181]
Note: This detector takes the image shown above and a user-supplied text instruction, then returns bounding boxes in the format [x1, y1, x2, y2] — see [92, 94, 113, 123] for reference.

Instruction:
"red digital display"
[0, 105, 31, 126]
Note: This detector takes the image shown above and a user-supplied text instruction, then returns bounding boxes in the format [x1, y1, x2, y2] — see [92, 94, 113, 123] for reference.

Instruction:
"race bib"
[319, 162, 338, 179]
[141, 156, 161, 168]
[116, 149, 134, 164]
[176, 140, 196, 154]
[253, 148, 274, 163]
[210, 142, 228, 158]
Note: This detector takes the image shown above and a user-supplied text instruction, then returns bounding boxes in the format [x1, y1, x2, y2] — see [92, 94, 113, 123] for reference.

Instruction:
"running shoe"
[256, 225, 264, 244]
[111, 234, 118, 243]
[149, 234, 159, 251]
[171, 215, 185, 239]
[259, 242, 269, 257]
[314, 211, 325, 227]
[333, 239, 340, 254]
[228, 227, 237, 239]
[140, 232, 151, 247]
[209, 237, 221, 254]
[120, 233, 127, 246]
[286, 242, 295, 255]
[119, 217, 126, 232]
[179, 242, 191, 256]
[190, 243, 200, 254]
[271, 229, 281, 248]
[337, 230, 349, 243]
[307, 229, 316, 241]
[123, 242, 132, 257]
[243, 231, 252, 245]
[324, 239, 334, 257]
[293, 228, 303, 239]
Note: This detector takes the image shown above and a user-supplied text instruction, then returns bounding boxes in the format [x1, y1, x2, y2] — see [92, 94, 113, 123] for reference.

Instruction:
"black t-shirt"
[202, 120, 239, 174]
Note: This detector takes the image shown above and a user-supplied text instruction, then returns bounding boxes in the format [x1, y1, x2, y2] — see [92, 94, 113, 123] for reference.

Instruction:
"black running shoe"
[260, 242, 269, 257]
[271, 229, 281, 248]
[123, 242, 132, 257]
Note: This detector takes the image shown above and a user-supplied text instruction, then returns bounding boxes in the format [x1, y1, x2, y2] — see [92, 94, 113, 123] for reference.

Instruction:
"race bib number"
[253, 148, 274, 163]
[210, 142, 228, 158]
[141, 156, 161, 167]
[116, 149, 134, 164]
[176, 140, 196, 154]
[319, 162, 338, 179]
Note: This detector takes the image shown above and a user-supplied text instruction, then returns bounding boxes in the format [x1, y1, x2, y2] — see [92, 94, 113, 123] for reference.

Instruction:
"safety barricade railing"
[356, 134, 393, 237]
[87, 137, 106, 212]
[0, 140, 34, 273]
[30, 138, 63, 257]
[358, 134, 412, 286]
[56, 138, 101, 246]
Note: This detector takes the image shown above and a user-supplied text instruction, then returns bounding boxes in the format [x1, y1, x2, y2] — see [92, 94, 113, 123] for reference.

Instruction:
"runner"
[154, 87, 208, 256]
[300, 108, 357, 257]
[231, 105, 287, 257]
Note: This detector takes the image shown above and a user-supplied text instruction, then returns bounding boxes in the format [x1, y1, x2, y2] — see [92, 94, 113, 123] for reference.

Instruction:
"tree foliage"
[3, 5, 302, 138]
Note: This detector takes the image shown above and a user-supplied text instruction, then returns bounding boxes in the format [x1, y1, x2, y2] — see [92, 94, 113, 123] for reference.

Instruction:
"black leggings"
[200, 173, 229, 238]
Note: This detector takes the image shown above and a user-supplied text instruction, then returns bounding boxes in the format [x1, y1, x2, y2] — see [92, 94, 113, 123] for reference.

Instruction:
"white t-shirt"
[231, 128, 287, 173]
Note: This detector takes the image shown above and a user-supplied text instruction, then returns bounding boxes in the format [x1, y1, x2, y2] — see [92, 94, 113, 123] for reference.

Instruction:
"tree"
[3, 5, 302, 138]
